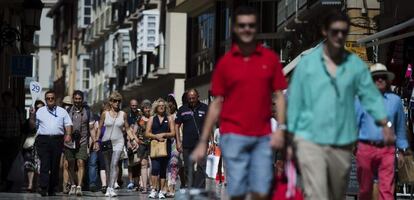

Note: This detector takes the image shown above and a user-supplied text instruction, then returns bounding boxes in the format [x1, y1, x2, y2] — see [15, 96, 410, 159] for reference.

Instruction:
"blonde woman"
[145, 98, 176, 199]
[96, 92, 139, 197]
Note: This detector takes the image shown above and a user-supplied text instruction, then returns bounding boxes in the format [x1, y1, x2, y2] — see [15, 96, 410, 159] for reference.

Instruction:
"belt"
[37, 134, 64, 138]
[359, 140, 385, 148]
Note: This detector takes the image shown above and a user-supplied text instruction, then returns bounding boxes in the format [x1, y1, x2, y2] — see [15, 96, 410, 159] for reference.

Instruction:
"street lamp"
[23, 0, 44, 30]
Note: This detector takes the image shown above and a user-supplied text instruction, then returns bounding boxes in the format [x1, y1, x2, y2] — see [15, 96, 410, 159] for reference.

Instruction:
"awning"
[357, 18, 414, 47]
[283, 42, 323, 75]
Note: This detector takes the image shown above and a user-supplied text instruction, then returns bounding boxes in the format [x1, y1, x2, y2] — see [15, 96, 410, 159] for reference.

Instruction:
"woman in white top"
[97, 92, 139, 197]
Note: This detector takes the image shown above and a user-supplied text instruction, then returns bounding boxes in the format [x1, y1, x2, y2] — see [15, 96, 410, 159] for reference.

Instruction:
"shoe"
[62, 183, 70, 194]
[165, 192, 175, 198]
[105, 187, 111, 197]
[158, 191, 166, 199]
[48, 191, 57, 196]
[109, 187, 118, 197]
[114, 182, 121, 189]
[89, 184, 98, 192]
[39, 188, 47, 197]
[68, 185, 76, 195]
[76, 186, 82, 196]
[101, 186, 107, 194]
[148, 189, 157, 198]
[127, 182, 134, 190]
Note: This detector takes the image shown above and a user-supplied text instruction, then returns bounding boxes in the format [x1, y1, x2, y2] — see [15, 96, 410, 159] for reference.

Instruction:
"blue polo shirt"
[176, 102, 208, 149]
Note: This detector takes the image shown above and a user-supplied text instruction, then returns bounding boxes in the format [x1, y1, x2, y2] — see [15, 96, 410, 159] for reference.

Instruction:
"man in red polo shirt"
[191, 6, 287, 200]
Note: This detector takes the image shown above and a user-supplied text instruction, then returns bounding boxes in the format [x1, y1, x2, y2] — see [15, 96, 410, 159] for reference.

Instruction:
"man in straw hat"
[355, 63, 409, 200]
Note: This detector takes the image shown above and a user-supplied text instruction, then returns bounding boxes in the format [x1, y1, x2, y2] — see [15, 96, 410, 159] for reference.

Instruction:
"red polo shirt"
[211, 43, 287, 136]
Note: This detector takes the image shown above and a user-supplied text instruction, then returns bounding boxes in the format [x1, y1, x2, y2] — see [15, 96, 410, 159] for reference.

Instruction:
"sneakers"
[114, 182, 121, 189]
[101, 186, 107, 194]
[127, 182, 135, 190]
[105, 187, 117, 197]
[148, 189, 158, 198]
[62, 183, 70, 194]
[76, 186, 82, 196]
[68, 185, 76, 195]
[89, 184, 98, 192]
[158, 191, 166, 199]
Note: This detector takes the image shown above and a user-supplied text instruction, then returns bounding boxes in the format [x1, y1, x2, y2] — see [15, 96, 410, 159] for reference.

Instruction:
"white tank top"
[102, 111, 125, 141]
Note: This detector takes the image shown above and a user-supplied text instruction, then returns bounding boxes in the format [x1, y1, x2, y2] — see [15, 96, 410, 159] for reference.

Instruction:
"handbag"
[101, 112, 118, 152]
[398, 152, 414, 182]
[150, 140, 168, 158]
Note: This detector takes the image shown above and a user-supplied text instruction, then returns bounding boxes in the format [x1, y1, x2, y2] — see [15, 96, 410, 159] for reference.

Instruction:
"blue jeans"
[220, 133, 273, 197]
[88, 151, 98, 187]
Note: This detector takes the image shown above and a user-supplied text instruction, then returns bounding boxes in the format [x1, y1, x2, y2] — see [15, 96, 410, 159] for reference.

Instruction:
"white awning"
[357, 18, 414, 46]
[283, 42, 323, 75]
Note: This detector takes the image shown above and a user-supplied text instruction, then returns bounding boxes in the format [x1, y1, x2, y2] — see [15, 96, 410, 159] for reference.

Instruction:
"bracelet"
[277, 124, 287, 131]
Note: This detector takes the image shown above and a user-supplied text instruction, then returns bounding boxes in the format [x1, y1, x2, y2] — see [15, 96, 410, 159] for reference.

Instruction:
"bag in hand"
[150, 140, 168, 158]
[398, 152, 414, 182]
[101, 140, 113, 152]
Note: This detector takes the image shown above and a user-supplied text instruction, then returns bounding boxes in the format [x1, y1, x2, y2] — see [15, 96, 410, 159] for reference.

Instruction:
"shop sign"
[345, 42, 368, 61]
[11, 55, 33, 77]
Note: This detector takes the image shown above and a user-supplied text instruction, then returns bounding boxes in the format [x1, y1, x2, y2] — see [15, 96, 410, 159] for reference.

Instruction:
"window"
[148, 22, 156, 28]
[148, 43, 155, 48]
[147, 37, 155, 42]
[148, 29, 155, 35]
[84, 17, 91, 25]
[33, 34, 39, 46]
[148, 16, 156, 21]
[82, 67, 90, 89]
[85, 7, 91, 15]
[188, 7, 215, 78]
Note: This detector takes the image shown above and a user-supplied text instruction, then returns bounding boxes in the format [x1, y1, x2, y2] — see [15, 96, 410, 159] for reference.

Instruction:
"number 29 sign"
[29, 81, 42, 106]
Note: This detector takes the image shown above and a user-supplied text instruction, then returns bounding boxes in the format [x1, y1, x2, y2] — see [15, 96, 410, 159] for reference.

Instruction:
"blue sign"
[11, 55, 33, 77]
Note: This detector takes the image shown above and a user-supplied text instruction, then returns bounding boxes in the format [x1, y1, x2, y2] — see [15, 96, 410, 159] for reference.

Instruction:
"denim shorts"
[220, 133, 273, 197]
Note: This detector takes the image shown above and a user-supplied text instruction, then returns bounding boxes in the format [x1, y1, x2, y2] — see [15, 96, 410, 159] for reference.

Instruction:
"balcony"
[168, 0, 214, 14]
[276, 0, 343, 37]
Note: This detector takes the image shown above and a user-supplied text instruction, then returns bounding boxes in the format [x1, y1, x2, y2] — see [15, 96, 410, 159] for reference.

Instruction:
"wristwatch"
[385, 121, 393, 128]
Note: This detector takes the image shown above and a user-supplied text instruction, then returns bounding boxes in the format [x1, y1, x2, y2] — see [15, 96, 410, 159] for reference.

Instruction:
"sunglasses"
[111, 99, 121, 103]
[373, 75, 388, 81]
[237, 23, 256, 29]
[46, 97, 55, 101]
[329, 28, 349, 36]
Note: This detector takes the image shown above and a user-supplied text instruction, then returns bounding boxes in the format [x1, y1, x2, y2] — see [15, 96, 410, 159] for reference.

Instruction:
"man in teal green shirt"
[287, 11, 395, 200]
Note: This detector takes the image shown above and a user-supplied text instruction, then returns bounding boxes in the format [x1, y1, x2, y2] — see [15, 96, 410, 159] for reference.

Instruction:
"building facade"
[24, 0, 57, 113]
[48, 0, 92, 102]
[0, 0, 44, 111]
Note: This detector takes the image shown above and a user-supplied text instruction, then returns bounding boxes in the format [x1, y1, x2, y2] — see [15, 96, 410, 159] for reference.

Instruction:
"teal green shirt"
[287, 44, 386, 145]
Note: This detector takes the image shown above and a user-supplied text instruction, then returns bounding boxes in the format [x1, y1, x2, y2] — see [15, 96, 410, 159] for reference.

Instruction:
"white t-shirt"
[36, 106, 73, 135]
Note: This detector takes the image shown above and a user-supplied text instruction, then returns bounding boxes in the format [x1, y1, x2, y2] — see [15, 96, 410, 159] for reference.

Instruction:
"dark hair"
[322, 10, 350, 30]
[73, 90, 84, 99]
[1, 91, 13, 102]
[233, 6, 258, 23]
[45, 90, 55, 97]
[181, 91, 188, 105]
[34, 100, 45, 108]
[165, 95, 178, 113]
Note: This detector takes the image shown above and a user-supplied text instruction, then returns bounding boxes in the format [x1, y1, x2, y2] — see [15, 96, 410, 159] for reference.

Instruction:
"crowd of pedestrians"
[0, 6, 413, 200]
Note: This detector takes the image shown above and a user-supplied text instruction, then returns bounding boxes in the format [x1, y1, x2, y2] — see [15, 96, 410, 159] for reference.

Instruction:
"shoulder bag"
[101, 112, 118, 152]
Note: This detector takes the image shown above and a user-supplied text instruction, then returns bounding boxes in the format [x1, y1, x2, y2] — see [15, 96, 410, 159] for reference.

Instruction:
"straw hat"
[62, 96, 73, 105]
[370, 63, 395, 81]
